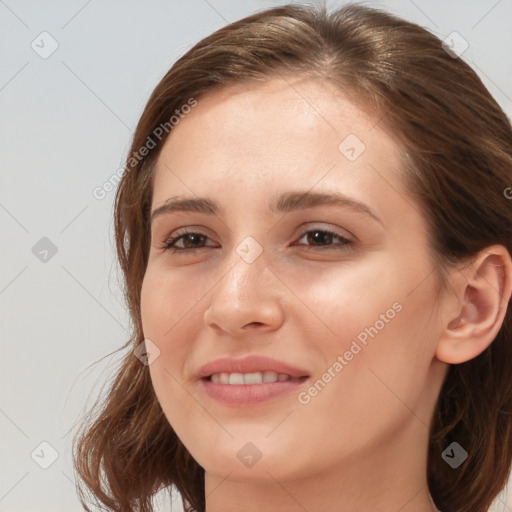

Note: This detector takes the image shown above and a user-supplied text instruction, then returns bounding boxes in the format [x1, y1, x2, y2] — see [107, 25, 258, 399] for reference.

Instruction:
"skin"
[140, 75, 512, 512]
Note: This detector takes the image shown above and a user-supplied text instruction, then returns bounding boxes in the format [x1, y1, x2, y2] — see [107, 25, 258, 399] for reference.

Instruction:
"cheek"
[140, 267, 207, 422]
[289, 254, 437, 417]
[281, 255, 400, 340]
[140, 265, 208, 341]
[292, 302, 434, 470]
[141, 267, 170, 334]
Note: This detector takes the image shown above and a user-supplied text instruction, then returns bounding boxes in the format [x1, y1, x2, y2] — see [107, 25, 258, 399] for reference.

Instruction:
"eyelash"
[158, 228, 354, 255]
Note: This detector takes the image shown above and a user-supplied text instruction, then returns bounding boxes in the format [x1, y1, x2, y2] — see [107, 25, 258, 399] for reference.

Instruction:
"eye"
[294, 228, 353, 250]
[158, 227, 353, 255]
[159, 229, 218, 254]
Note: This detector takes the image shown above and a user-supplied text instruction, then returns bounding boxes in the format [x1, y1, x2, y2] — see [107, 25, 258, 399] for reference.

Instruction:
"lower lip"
[200, 377, 309, 406]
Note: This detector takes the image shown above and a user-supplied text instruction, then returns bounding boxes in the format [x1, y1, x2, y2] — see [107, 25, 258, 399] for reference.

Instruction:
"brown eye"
[160, 230, 217, 254]
[296, 229, 353, 249]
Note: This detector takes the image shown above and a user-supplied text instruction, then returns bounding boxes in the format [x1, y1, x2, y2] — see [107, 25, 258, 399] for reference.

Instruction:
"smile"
[208, 371, 302, 384]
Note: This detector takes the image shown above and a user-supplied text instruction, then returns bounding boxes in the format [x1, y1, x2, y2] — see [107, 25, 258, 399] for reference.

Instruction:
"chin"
[191, 436, 311, 483]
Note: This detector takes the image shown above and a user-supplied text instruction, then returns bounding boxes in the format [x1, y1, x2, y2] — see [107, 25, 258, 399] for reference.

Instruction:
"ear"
[435, 245, 512, 364]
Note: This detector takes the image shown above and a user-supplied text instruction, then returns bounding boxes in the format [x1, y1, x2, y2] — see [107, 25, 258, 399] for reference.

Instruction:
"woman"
[72, 3, 512, 512]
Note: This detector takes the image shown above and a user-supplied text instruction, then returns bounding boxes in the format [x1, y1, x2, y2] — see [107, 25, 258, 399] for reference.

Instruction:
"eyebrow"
[150, 191, 382, 224]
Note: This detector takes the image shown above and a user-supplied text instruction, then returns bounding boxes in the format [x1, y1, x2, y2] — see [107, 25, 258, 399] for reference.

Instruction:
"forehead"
[152, 75, 409, 222]
[160, 76, 385, 159]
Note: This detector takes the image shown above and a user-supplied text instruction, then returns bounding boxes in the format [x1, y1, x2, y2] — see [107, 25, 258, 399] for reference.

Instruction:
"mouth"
[204, 371, 309, 385]
[196, 355, 310, 405]
[199, 371, 310, 406]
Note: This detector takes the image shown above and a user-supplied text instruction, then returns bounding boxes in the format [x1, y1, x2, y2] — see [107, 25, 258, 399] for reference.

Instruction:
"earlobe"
[436, 245, 512, 365]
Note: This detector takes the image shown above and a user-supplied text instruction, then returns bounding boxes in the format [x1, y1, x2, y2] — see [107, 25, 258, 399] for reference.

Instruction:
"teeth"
[209, 371, 299, 385]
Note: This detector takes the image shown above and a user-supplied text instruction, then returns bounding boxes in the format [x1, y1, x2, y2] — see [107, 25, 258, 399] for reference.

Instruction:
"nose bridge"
[218, 235, 270, 303]
[204, 234, 283, 333]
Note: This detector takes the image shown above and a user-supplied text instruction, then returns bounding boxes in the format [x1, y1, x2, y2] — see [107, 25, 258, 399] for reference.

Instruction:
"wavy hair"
[72, 3, 512, 512]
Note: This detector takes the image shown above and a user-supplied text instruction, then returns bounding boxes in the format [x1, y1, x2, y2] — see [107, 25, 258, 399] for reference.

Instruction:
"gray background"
[1, 1, 511, 511]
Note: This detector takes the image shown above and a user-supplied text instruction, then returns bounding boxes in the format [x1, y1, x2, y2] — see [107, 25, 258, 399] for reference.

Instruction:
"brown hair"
[72, 3, 512, 512]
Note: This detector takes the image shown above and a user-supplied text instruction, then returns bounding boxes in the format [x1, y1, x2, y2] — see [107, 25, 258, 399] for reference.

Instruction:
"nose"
[203, 247, 285, 336]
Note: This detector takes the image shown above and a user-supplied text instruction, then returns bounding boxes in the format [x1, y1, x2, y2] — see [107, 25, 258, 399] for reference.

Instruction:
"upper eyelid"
[167, 224, 351, 237]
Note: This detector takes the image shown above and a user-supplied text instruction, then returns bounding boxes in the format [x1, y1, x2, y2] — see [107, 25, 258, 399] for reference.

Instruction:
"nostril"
[245, 322, 264, 328]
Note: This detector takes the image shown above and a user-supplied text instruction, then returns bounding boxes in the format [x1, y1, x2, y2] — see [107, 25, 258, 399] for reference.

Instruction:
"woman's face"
[141, 76, 449, 485]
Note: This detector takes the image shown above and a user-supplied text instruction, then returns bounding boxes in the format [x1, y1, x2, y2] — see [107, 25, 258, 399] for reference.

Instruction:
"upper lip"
[197, 355, 310, 380]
